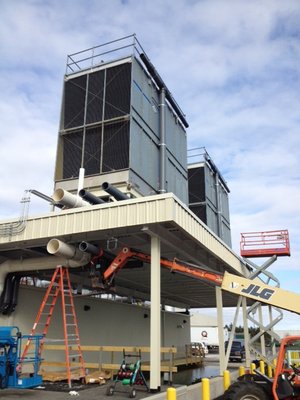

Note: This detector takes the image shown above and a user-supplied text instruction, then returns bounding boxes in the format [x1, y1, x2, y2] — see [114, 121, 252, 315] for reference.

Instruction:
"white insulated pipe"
[47, 239, 91, 264]
[0, 255, 87, 295]
[77, 168, 85, 195]
[52, 188, 90, 208]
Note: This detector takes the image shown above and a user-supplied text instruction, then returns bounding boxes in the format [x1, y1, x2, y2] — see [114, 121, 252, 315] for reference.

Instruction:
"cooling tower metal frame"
[54, 34, 189, 203]
[188, 148, 232, 247]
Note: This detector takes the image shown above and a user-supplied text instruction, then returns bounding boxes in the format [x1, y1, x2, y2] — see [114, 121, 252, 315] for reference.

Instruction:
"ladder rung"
[69, 367, 85, 372]
[23, 266, 84, 377]
[44, 338, 64, 343]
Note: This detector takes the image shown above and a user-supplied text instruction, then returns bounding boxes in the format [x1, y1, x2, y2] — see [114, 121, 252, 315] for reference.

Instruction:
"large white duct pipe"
[52, 188, 90, 208]
[47, 239, 91, 264]
[0, 255, 88, 295]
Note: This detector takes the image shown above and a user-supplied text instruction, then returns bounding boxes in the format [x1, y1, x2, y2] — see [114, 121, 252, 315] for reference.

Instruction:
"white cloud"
[0, 0, 299, 326]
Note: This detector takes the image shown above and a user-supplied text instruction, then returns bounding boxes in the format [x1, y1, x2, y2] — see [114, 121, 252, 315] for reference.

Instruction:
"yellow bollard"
[260, 360, 265, 374]
[223, 370, 231, 391]
[267, 364, 273, 378]
[202, 378, 210, 400]
[250, 362, 256, 374]
[167, 387, 176, 400]
[239, 365, 245, 377]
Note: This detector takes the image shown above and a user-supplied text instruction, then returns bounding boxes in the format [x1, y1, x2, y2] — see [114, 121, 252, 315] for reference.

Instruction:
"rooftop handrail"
[66, 34, 146, 75]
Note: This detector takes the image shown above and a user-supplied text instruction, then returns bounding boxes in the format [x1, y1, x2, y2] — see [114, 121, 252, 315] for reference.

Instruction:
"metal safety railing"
[66, 34, 146, 75]
[240, 230, 290, 258]
[65, 34, 188, 128]
[240, 229, 290, 366]
[0, 191, 31, 236]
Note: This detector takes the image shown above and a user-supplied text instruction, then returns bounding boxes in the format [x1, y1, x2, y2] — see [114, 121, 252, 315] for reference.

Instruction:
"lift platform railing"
[240, 230, 290, 258]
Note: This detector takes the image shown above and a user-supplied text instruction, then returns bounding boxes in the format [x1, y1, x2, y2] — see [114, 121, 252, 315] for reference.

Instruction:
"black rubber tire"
[129, 387, 136, 398]
[106, 385, 114, 396]
[238, 374, 263, 383]
[224, 381, 268, 400]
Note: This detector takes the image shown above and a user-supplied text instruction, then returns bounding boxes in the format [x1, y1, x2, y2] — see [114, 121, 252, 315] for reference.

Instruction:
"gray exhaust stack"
[79, 189, 105, 205]
[102, 182, 129, 201]
[79, 241, 100, 255]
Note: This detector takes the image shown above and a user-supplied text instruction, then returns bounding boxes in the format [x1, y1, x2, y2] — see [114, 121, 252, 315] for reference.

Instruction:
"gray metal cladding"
[105, 63, 131, 119]
[188, 163, 231, 247]
[86, 70, 105, 124]
[60, 62, 131, 180]
[63, 74, 87, 129]
[63, 131, 83, 179]
[102, 121, 130, 172]
[83, 127, 101, 175]
[57, 55, 188, 202]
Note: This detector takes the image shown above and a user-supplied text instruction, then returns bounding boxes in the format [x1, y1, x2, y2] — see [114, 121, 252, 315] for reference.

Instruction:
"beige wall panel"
[0, 286, 190, 364]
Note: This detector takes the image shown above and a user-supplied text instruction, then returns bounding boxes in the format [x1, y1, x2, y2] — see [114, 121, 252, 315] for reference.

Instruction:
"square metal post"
[150, 235, 161, 391]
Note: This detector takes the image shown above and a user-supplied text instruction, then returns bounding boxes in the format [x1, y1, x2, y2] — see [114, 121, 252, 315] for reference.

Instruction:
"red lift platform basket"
[240, 230, 290, 258]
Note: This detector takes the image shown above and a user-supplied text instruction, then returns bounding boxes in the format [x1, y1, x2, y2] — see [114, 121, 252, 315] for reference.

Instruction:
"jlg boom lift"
[95, 230, 300, 400]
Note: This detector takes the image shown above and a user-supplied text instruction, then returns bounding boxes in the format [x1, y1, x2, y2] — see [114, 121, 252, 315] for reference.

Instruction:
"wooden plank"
[41, 344, 179, 375]
[172, 357, 203, 366]
[41, 361, 177, 372]
[43, 345, 177, 353]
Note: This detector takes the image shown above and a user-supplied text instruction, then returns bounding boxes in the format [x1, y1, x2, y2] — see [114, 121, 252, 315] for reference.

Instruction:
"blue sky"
[0, 0, 300, 328]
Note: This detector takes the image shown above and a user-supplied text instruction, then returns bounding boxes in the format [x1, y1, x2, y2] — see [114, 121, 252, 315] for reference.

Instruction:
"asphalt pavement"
[0, 353, 241, 399]
[0, 383, 156, 400]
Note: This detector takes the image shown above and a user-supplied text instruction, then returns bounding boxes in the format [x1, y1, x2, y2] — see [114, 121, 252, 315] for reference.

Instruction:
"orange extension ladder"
[22, 266, 85, 387]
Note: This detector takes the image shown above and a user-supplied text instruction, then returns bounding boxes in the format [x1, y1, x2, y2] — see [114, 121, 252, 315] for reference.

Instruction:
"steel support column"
[216, 286, 226, 374]
[258, 304, 266, 357]
[242, 297, 251, 367]
[150, 235, 161, 391]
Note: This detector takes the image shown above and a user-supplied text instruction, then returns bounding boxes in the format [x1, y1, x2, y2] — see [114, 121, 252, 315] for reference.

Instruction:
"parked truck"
[191, 325, 228, 353]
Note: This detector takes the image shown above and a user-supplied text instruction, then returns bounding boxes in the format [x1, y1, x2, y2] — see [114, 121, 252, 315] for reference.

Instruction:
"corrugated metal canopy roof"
[0, 193, 249, 309]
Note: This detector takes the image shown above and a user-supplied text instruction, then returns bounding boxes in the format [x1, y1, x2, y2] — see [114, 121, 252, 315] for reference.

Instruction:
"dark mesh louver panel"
[190, 205, 207, 224]
[102, 122, 129, 172]
[188, 167, 205, 203]
[63, 131, 83, 179]
[86, 70, 105, 124]
[105, 63, 131, 120]
[84, 127, 101, 175]
[64, 75, 87, 129]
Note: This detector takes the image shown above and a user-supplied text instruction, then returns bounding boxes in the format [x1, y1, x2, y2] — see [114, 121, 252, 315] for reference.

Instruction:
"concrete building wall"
[0, 285, 191, 364]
